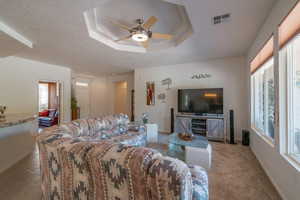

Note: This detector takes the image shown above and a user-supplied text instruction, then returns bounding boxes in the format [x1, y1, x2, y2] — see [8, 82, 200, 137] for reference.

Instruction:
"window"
[280, 35, 300, 161]
[251, 58, 275, 141]
[278, 1, 300, 163]
[39, 83, 49, 111]
[250, 36, 275, 142]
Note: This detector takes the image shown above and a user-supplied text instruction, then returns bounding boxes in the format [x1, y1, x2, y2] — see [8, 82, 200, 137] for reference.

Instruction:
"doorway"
[38, 81, 61, 127]
[114, 81, 129, 115]
[75, 80, 90, 119]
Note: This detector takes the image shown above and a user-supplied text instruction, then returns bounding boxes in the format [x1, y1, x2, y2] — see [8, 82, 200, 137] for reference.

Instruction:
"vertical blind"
[250, 36, 274, 74]
[279, 1, 300, 48]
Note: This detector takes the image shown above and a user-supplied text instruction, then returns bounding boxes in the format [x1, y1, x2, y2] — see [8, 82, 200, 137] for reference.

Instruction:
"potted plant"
[71, 97, 78, 120]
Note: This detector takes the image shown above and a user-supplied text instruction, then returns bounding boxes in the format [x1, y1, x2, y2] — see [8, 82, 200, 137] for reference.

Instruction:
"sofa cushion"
[39, 110, 49, 117]
[109, 131, 147, 147]
[48, 109, 57, 118]
[59, 119, 90, 137]
[101, 114, 129, 132]
[39, 117, 52, 121]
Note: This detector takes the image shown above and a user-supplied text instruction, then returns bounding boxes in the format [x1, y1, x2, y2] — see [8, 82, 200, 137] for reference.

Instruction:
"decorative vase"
[141, 113, 149, 124]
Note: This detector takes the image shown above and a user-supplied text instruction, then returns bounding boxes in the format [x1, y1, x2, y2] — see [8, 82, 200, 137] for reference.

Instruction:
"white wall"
[0, 56, 71, 122]
[247, 0, 300, 199]
[89, 77, 110, 117]
[134, 56, 248, 140]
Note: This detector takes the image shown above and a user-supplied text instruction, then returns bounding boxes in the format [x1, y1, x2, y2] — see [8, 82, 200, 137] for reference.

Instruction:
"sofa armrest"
[147, 156, 194, 200]
[188, 165, 209, 200]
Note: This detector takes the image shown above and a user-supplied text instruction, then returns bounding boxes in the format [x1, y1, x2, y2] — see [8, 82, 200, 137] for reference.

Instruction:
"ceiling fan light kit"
[131, 31, 149, 42]
[111, 16, 173, 48]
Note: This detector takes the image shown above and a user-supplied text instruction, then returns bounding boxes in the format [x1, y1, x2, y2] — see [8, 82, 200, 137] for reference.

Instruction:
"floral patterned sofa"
[37, 114, 209, 200]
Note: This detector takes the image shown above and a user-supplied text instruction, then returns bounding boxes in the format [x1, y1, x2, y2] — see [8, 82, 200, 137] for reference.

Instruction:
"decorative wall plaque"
[161, 78, 172, 90]
[191, 74, 212, 79]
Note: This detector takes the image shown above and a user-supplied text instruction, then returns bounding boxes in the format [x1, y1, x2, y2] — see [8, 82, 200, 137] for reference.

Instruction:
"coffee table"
[168, 133, 212, 170]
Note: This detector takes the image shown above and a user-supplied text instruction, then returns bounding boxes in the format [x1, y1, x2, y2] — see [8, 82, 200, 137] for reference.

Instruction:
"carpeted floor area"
[0, 134, 281, 200]
[208, 142, 281, 200]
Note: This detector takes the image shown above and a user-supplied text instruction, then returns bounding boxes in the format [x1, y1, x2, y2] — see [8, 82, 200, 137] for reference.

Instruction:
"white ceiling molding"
[83, 0, 193, 53]
[0, 21, 33, 57]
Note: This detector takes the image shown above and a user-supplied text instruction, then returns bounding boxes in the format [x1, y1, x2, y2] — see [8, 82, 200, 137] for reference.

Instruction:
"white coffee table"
[168, 133, 212, 170]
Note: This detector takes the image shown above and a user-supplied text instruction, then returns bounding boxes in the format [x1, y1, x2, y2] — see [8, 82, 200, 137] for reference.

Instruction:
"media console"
[175, 114, 226, 143]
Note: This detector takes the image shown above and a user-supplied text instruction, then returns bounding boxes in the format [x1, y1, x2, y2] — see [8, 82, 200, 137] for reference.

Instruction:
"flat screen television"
[178, 88, 223, 114]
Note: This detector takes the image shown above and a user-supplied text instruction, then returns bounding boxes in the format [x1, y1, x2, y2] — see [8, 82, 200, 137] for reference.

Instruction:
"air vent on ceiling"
[212, 13, 231, 25]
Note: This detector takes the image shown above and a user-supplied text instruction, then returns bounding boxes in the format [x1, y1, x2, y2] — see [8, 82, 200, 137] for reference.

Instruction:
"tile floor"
[0, 134, 281, 200]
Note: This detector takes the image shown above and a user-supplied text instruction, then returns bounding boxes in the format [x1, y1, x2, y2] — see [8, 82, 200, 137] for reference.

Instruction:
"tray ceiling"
[84, 0, 193, 52]
[0, 0, 276, 75]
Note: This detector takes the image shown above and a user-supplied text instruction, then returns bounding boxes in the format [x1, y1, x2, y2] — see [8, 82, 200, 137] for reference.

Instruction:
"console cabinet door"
[175, 117, 192, 134]
[207, 119, 224, 140]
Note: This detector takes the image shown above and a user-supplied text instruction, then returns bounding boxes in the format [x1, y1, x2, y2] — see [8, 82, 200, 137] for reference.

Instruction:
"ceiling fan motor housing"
[136, 18, 144, 25]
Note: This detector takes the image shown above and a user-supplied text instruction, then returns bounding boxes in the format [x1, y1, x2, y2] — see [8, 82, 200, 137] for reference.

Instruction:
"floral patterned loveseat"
[37, 114, 209, 200]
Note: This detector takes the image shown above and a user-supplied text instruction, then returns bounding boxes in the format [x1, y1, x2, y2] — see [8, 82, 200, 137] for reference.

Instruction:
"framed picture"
[146, 82, 155, 105]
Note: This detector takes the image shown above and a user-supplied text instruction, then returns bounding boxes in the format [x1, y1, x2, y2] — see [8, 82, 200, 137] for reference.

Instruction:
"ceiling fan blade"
[115, 35, 132, 42]
[108, 20, 131, 31]
[152, 33, 173, 40]
[140, 41, 149, 48]
[142, 16, 158, 29]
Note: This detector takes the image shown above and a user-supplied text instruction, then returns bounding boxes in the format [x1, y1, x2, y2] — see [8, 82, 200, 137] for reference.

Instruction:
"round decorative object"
[178, 133, 195, 141]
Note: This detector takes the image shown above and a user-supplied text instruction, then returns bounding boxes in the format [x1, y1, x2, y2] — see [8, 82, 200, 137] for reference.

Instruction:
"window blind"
[279, 1, 300, 48]
[250, 36, 274, 74]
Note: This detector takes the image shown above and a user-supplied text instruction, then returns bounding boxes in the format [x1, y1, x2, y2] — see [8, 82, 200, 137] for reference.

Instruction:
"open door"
[38, 81, 61, 127]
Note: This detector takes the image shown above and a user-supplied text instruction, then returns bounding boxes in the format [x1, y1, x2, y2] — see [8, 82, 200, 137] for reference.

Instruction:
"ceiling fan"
[109, 16, 173, 48]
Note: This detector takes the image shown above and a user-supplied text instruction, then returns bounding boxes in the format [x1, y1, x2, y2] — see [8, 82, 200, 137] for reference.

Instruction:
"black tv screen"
[178, 88, 223, 114]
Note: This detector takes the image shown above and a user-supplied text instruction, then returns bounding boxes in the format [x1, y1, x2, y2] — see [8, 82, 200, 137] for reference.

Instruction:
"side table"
[145, 123, 158, 143]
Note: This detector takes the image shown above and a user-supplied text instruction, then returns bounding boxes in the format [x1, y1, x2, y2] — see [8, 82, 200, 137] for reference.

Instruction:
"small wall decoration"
[191, 73, 212, 79]
[161, 78, 172, 90]
[158, 93, 166, 103]
[146, 82, 155, 105]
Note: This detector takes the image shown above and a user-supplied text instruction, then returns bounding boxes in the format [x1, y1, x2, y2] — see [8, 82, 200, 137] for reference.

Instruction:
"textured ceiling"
[0, 0, 276, 75]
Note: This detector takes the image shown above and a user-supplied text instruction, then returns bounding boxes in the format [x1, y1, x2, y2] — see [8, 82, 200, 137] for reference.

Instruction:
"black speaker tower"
[171, 108, 174, 133]
[229, 110, 235, 144]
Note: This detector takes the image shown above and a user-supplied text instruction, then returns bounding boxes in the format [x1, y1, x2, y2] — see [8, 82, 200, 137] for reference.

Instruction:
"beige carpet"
[148, 141, 281, 200]
[208, 142, 281, 200]
[0, 141, 281, 200]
